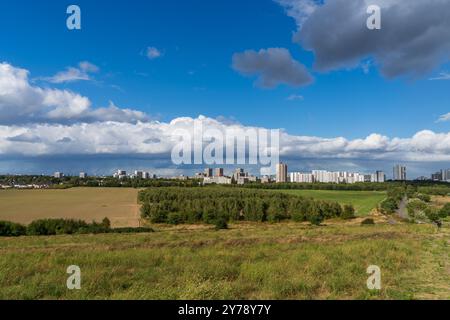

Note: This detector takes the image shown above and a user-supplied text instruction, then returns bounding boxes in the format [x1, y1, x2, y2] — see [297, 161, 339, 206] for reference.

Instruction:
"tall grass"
[0, 222, 447, 300]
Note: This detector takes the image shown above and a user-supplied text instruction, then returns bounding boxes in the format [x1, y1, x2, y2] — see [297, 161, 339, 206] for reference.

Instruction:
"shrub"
[307, 214, 324, 226]
[112, 227, 154, 233]
[425, 208, 440, 223]
[0, 221, 27, 237]
[27, 219, 89, 236]
[379, 198, 398, 215]
[439, 203, 450, 218]
[415, 193, 431, 203]
[342, 204, 356, 220]
[214, 218, 228, 230]
[361, 218, 375, 225]
[167, 212, 183, 225]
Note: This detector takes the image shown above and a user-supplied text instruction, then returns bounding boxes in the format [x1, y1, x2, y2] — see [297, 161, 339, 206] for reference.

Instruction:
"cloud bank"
[0, 62, 449, 169]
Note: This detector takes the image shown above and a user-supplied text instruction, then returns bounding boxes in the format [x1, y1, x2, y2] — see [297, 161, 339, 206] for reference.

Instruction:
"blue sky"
[0, 0, 449, 177]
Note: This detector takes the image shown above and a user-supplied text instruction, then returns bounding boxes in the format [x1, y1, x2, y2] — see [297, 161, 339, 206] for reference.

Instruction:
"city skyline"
[0, 1, 449, 177]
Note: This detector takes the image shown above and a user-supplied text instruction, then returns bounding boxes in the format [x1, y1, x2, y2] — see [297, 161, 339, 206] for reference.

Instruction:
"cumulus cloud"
[146, 47, 163, 60]
[276, 0, 450, 78]
[0, 62, 150, 124]
[1, 115, 450, 162]
[44, 61, 99, 83]
[232, 48, 313, 88]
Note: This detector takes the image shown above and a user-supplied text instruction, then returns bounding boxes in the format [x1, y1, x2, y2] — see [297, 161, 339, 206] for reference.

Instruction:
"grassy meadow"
[0, 188, 140, 227]
[275, 190, 386, 216]
[0, 222, 448, 300]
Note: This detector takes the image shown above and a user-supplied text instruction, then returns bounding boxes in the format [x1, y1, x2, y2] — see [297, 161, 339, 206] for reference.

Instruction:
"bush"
[214, 218, 228, 230]
[415, 193, 431, 203]
[379, 198, 398, 215]
[342, 204, 356, 220]
[425, 208, 440, 223]
[27, 219, 89, 236]
[307, 214, 324, 226]
[439, 203, 450, 218]
[361, 218, 375, 225]
[167, 212, 183, 225]
[0, 221, 27, 237]
[112, 227, 154, 233]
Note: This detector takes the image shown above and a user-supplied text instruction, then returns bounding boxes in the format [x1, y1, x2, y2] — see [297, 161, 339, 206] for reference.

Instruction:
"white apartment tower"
[276, 163, 288, 183]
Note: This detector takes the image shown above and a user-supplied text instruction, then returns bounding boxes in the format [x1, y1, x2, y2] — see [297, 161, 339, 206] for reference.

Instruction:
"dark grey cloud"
[278, 0, 450, 78]
[143, 138, 161, 144]
[57, 137, 73, 143]
[7, 133, 42, 143]
[232, 48, 313, 88]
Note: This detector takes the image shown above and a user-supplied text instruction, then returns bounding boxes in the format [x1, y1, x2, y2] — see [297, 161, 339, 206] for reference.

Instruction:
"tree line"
[0, 175, 201, 189]
[139, 187, 356, 226]
[0, 218, 153, 237]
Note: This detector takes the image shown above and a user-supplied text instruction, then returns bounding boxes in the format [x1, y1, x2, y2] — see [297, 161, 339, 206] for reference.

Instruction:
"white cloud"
[1, 115, 450, 162]
[430, 72, 450, 81]
[0, 62, 149, 124]
[437, 112, 450, 122]
[44, 61, 99, 83]
[286, 94, 304, 101]
[1, 62, 449, 164]
[146, 47, 163, 60]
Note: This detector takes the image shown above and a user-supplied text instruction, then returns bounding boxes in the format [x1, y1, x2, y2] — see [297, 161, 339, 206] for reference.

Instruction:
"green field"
[0, 222, 448, 300]
[0, 188, 140, 227]
[275, 190, 386, 216]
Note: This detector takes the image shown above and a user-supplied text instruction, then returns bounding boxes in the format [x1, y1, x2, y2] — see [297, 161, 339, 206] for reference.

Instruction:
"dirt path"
[397, 196, 409, 219]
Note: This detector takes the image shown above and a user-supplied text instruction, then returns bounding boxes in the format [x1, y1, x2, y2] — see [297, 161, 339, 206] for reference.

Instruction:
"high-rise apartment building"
[393, 165, 407, 181]
[54, 172, 64, 179]
[376, 171, 386, 183]
[441, 169, 450, 181]
[290, 172, 313, 183]
[276, 163, 288, 183]
[432, 172, 442, 181]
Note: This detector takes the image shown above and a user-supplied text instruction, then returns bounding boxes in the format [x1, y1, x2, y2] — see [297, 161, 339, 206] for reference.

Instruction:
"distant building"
[432, 171, 442, 181]
[114, 170, 127, 179]
[204, 168, 213, 177]
[203, 176, 232, 185]
[54, 172, 64, 179]
[276, 163, 288, 183]
[134, 170, 144, 179]
[393, 165, 407, 181]
[79, 172, 87, 179]
[233, 168, 246, 182]
[215, 168, 224, 177]
[260, 176, 272, 184]
[290, 172, 313, 183]
[376, 171, 386, 183]
[441, 169, 450, 182]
